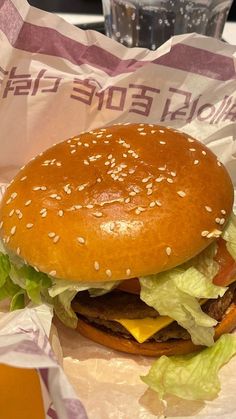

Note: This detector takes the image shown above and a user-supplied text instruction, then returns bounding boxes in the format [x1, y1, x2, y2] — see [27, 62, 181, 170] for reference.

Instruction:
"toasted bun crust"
[0, 124, 233, 282]
[75, 302, 236, 356]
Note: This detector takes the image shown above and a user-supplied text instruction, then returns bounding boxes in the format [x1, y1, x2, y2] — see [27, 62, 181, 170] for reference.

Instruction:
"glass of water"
[102, 0, 234, 49]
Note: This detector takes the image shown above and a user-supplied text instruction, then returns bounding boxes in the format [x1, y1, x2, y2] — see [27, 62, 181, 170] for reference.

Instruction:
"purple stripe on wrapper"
[64, 399, 88, 419]
[47, 407, 59, 419]
[0, 0, 235, 81]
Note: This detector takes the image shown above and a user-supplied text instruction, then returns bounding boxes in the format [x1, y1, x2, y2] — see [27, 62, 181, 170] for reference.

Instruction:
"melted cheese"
[115, 300, 207, 344]
[115, 316, 173, 343]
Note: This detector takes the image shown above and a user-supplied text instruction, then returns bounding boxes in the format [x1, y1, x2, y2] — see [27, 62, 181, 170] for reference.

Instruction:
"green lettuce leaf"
[10, 265, 52, 304]
[139, 266, 227, 346]
[53, 290, 79, 329]
[222, 213, 236, 260]
[0, 252, 11, 287]
[141, 334, 236, 401]
[10, 290, 25, 311]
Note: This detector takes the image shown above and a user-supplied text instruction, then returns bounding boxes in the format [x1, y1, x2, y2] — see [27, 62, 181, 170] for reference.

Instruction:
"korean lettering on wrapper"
[0, 66, 62, 97]
[0, 66, 236, 123]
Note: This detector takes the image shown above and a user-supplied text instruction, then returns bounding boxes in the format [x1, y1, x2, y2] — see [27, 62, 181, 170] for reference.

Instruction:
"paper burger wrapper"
[0, 0, 236, 418]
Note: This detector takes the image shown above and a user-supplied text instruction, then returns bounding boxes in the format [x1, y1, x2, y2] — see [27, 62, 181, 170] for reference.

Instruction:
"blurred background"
[28, 0, 236, 20]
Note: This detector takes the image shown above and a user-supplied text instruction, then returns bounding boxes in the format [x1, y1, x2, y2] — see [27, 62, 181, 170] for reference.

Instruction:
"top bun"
[0, 124, 233, 282]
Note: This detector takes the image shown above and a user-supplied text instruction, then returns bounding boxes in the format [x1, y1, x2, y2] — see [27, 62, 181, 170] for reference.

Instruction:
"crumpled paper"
[0, 305, 87, 419]
[0, 0, 236, 418]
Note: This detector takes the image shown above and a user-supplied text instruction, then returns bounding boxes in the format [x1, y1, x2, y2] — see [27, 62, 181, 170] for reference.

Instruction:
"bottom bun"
[75, 302, 236, 357]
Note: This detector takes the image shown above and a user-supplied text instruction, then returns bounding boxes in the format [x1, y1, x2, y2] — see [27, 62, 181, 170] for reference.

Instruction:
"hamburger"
[0, 124, 236, 378]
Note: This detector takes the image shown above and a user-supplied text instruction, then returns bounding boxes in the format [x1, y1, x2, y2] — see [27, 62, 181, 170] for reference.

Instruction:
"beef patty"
[73, 284, 236, 342]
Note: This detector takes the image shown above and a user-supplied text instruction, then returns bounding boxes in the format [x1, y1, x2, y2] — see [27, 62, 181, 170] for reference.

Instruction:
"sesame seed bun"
[0, 124, 233, 282]
[75, 301, 236, 357]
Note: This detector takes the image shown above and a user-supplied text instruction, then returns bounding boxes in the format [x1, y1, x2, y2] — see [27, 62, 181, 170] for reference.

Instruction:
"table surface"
[56, 13, 236, 45]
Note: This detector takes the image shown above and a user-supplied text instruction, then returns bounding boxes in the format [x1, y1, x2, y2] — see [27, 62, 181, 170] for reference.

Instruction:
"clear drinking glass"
[102, 0, 234, 49]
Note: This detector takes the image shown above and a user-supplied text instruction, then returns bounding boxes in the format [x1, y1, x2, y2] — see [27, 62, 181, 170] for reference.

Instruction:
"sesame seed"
[86, 204, 94, 209]
[137, 128, 144, 131]
[11, 192, 17, 199]
[205, 206, 212, 212]
[217, 161, 221, 167]
[155, 176, 164, 183]
[202, 151, 207, 156]
[194, 160, 199, 165]
[147, 189, 153, 195]
[26, 223, 33, 229]
[201, 230, 209, 237]
[221, 209, 226, 215]
[9, 209, 14, 217]
[110, 222, 115, 231]
[20, 176, 27, 181]
[58, 210, 64, 217]
[188, 137, 194, 143]
[151, 130, 156, 134]
[40, 208, 47, 214]
[177, 191, 186, 197]
[126, 269, 131, 276]
[106, 269, 112, 277]
[25, 200, 32, 207]
[220, 218, 225, 225]
[139, 132, 147, 136]
[49, 270, 57, 277]
[78, 237, 85, 244]
[142, 177, 151, 183]
[92, 211, 103, 218]
[158, 167, 166, 171]
[106, 134, 112, 138]
[97, 178, 102, 183]
[94, 261, 100, 271]
[166, 247, 172, 256]
[149, 201, 156, 208]
[171, 171, 176, 177]
[78, 185, 85, 192]
[48, 232, 56, 238]
[146, 183, 153, 189]
[125, 197, 130, 203]
[207, 230, 222, 238]
[155, 200, 162, 206]
[160, 141, 166, 145]
[11, 226, 16, 235]
[63, 184, 72, 194]
[41, 212, 47, 218]
[189, 148, 196, 152]
[215, 218, 221, 224]
[0, 221, 3, 229]
[71, 149, 76, 154]
[84, 160, 89, 165]
[167, 178, 174, 183]
[6, 198, 12, 204]
[53, 235, 60, 243]
[16, 247, 21, 255]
